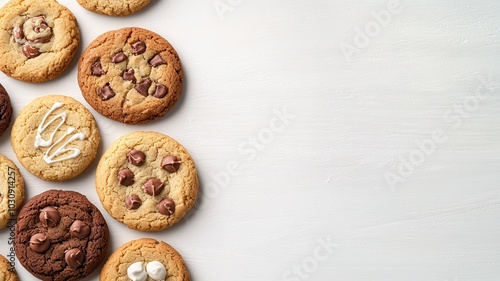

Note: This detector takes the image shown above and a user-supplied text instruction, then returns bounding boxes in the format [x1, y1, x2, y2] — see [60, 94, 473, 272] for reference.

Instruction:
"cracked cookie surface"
[96, 131, 198, 232]
[11, 95, 100, 181]
[0, 254, 19, 281]
[78, 27, 183, 124]
[0, 83, 13, 138]
[76, 0, 151, 16]
[0, 0, 80, 83]
[0, 154, 25, 230]
[14, 190, 109, 281]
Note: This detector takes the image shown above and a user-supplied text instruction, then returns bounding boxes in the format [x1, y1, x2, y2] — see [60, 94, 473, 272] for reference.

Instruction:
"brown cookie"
[0, 83, 13, 138]
[78, 27, 183, 124]
[14, 190, 109, 281]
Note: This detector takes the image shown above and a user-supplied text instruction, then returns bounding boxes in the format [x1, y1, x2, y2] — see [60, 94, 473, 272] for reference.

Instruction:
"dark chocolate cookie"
[14, 190, 109, 281]
[0, 83, 12, 137]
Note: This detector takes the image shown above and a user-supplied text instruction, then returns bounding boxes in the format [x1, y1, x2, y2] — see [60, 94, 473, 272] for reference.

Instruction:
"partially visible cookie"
[96, 131, 198, 231]
[0, 154, 24, 229]
[78, 27, 183, 124]
[0, 0, 80, 83]
[0, 254, 19, 281]
[0, 83, 13, 137]
[101, 238, 190, 281]
[76, 0, 151, 16]
[11, 95, 100, 181]
[15, 190, 110, 281]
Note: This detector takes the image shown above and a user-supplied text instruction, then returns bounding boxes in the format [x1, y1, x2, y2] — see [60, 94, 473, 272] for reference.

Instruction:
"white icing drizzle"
[34, 102, 86, 164]
[146, 261, 167, 281]
[127, 262, 147, 281]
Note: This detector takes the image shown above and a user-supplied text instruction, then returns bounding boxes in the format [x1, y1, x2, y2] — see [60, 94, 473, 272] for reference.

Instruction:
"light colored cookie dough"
[100, 238, 190, 281]
[96, 131, 198, 231]
[11, 95, 100, 181]
[76, 0, 151, 16]
[0, 154, 24, 229]
[0, 0, 80, 83]
[0, 254, 18, 281]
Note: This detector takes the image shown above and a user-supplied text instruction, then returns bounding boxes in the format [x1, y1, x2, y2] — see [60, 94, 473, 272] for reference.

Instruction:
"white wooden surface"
[0, 0, 499, 280]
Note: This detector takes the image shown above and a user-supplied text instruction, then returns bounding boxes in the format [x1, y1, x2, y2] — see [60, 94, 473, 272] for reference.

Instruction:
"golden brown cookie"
[0, 0, 80, 83]
[100, 238, 190, 281]
[11, 95, 100, 181]
[76, 0, 151, 16]
[78, 27, 183, 124]
[96, 131, 198, 231]
[0, 154, 24, 229]
[0, 254, 18, 281]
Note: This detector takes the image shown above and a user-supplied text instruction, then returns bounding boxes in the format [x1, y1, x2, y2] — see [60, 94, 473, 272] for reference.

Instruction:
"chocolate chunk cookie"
[100, 238, 190, 281]
[15, 190, 109, 281]
[11, 95, 100, 181]
[96, 131, 198, 231]
[78, 27, 183, 124]
[0, 84, 13, 138]
[0, 254, 19, 281]
[0, 154, 25, 229]
[0, 0, 80, 83]
[76, 0, 151, 16]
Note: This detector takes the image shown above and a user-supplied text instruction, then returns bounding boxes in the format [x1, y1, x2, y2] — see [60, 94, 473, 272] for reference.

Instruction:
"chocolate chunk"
[122, 69, 136, 83]
[127, 149, 145, 166]
[21, 45, 41, 58]
[118, 168, 135, 186]
[158, 198, 175, 215]
[149, 54, 166, 67]
[29, 233, 50, 253]
[91, 59, 106, 76]
[70, 220, 90, 239]
[161, 155, 181, 173]
[131, 41, 146, 55]
[12, 27, 24, 43]
[143, 178, 164, 196]
[125, 194, 142, 210]
[111, 51, 127, 63]
[29, 35, 51, 44]
[39, 207, 60, 228]
[65, 248, 84, 268]
[34, 23, 49, 34]
[135, 78, 152, 96]
[153, 84, 168, 98]
[98, 84, 115, 101]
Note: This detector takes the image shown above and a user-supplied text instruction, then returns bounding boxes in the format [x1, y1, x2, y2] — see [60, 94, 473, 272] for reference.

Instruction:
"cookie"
[0, 154, 24, 229]
[0, 0, 80, 83]
[78, 27, 183, 124]
[0, 253, 19, 281]
[0, 83, 13, 138]
[96, 131, 198, 231]
[101, 238, 190, 281]
[15, 190, 110, 281]
[76, 0, 151, 16]
[11, 95, 100, 181]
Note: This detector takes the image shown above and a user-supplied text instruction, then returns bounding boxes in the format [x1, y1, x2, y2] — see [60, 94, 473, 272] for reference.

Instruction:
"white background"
[0, 0, 499, 280]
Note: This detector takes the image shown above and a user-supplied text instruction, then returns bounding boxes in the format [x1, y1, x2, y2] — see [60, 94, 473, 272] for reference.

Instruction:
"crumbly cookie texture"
[76, 0, 151, 16]
[0, 83, 13, 137]
[15, 190, 109, 281]
[11, 95, 100, 181]
[96, 131, 198, 232]
[0, 252, 19, 281]
[0, 154, 24, 229]
[100, 238, 190, 281]
[78, 27, 183, 124]
[0, 0, 80, 83]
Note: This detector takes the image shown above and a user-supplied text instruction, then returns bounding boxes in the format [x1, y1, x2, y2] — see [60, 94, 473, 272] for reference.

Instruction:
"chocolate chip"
[118, 168, 135, 186]
[143, 178, 164, 196]
[153, 84, 168, 98]
[111, 51, 127, 63]
[65, 248, 84, 268]
[149, 54, 166, 67]
[125, 194, 142, 210]
[131, 41, 146, 55]
[127, 149, 146, 166]
[158, 198, 175, 216]
[70, 220, 91, 239]
[161, 155, 181, 173]
[98, 84, 115, 101]
[21, 45, 41, 58]
[135, 78, 152, 97]
[39, 207, 60, 228]
[91, 59, 106, 76]
[29, 35, 51, 44]
[12, 27, 24, 43]
[29, 233, 50, 253]
[122, 69, 136, 83]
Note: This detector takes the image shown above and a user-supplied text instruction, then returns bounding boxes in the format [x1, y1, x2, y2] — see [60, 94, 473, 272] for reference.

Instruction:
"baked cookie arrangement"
[0, 1, 198, 280]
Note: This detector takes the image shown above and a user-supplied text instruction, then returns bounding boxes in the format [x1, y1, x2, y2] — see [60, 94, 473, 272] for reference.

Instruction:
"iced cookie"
[0, 83, 13, 138]
[0, 154, 24, 229]
[76, 0, 151, 16]
[11, 95, 100, 181]
[15, 190, 110, 281]
[0, 254, 18, 281]
[78, 27, 183, 124]
[96, 131, 198, 231]
[101, 238, 190, 281]
[0, 0, 80, 83]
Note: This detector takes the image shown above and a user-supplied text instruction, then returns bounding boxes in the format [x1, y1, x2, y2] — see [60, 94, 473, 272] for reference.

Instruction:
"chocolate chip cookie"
[96, 131, 198, 231]
[0, 83, 13, 138]
[11, 95, 100, 181]
[0, 0, 80, 83]
[76, 0, 151, 16]
[15, 190, 109, 281]
[100, 238, 190, 281]
[0, 154, 24, 229]
[78, 27, 183, 124]
[0, 254, 18, 281]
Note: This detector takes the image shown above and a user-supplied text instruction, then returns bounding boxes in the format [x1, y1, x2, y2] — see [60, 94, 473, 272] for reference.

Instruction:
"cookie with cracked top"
[0, 254, 19, 281]
[78, 27, 183, 124]
[76, 0, 151, 16]
[0, 153, 25, 230]
[0, 83, 13, 138]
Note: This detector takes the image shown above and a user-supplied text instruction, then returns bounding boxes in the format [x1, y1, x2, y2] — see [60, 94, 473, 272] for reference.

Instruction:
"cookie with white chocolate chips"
[0, 0, 80, 83]
[78, 27, 183, 124]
